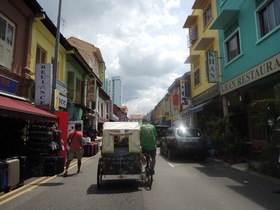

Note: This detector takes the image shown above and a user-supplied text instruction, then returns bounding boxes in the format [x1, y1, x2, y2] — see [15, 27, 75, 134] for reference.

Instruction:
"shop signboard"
[220, 53, 280, 95]
[56, 80, 67, 108]
[180, 79, 190, 105]
[207, 51, 219, 83]
[0, 74, 18, 94]
[35, 64, 53, 110]
[87, 78, 95, 102]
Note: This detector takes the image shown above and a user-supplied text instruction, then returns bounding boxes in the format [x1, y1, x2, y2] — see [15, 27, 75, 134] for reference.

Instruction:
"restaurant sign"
[220, 53, 280, 95]
[207, 51, 219, 83]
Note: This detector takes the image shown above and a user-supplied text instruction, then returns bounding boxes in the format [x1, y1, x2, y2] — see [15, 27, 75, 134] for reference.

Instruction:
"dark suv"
[160, 126, 207, 160]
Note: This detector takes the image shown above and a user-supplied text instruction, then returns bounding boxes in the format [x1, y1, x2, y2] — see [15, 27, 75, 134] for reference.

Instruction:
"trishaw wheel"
[97, 162, 102, 189]
[146, 158, 153, 188]
[146, 170, 153, 188]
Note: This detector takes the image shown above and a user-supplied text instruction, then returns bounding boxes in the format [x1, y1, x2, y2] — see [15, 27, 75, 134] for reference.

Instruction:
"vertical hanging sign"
[180, 79, 190, 105]
[35, 64, 53, 110]
[207, 51, 219, 83]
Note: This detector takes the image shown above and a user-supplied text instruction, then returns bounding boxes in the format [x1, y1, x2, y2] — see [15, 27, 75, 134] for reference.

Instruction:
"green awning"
[210, 9, 239, 29]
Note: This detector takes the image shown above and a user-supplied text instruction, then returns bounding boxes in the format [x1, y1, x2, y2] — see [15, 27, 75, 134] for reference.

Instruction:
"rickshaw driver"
[140, 117, 157, 175]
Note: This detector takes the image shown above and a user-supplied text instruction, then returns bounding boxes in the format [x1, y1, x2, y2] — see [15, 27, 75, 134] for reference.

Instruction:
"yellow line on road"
[0, 177, 46, 199]
[0, 156, 93, 206]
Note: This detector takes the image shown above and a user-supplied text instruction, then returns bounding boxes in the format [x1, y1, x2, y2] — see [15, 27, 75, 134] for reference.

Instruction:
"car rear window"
[176, 128, 201, 137]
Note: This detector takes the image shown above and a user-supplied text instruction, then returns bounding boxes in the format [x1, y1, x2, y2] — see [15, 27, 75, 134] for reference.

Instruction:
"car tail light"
[171, 137, 178, 146]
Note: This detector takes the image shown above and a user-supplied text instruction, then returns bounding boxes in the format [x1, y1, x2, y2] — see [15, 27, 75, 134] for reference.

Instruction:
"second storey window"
[194, 69, 201, 87]
[36, 45, 47, 64]
[226, 32, 240, 62]
[258, 0, 280, 37]
[203, 4, 213, 28]
[0, 13, 15, 69]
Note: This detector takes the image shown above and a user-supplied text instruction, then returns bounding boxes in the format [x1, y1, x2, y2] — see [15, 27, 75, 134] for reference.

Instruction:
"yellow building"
[29, 14, 71, 112]
[183, 0, 222, 130]
[30, 16, 68, 85]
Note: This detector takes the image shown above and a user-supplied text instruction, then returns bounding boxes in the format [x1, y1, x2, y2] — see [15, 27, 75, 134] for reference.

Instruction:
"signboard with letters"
[0, 74, 18, 94]
[35, 64, 53, 110]
[220, 53, 280, 95]
[207, 51, 219, 83]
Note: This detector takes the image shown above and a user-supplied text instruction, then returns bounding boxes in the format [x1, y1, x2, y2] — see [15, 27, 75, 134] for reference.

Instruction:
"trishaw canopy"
[102, 122, 141, 153]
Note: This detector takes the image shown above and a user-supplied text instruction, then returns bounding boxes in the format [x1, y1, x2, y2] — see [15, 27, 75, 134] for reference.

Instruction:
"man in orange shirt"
[64, 123, 84, 177]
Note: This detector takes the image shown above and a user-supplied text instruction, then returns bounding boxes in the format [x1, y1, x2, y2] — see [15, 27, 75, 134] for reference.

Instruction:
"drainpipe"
[222, 95, 229, 116]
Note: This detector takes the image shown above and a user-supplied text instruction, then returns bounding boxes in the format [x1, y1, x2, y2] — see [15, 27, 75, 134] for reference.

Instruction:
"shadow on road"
[87, 179, 142, 194]
[195, 160, 280, 209]
[35, 182, 64, 187]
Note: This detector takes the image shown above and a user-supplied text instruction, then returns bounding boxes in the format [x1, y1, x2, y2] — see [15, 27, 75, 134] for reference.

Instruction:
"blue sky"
[37, 0, 193, 115]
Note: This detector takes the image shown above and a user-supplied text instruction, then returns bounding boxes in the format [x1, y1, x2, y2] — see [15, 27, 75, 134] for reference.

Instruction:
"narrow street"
[1, 149, 280, 210]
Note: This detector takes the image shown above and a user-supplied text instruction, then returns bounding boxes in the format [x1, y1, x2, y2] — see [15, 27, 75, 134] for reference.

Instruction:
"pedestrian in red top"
[64, 123, 84, 177]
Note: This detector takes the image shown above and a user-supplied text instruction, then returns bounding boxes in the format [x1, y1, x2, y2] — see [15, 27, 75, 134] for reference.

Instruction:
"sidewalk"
[208, 157, 280, 184]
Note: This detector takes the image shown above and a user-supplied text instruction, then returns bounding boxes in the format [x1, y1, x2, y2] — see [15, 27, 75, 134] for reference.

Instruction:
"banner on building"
[207, 51, 219, 83]
[180, 80, 190, 105]
[35, 64, 53, 110]
[57, 80, 68, 108]
[87, 78, 95, 102]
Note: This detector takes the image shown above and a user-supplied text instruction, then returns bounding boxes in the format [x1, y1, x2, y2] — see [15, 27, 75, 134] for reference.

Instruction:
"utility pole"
[51, 0, 62, 114]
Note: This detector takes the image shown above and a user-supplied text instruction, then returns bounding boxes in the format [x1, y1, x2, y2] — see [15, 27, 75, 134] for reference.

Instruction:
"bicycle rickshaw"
[97, 122, 153, 189]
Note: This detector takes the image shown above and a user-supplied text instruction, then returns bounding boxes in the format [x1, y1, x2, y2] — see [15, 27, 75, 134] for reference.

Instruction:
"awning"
[183, 15, 198, 28]
[210, 9, 239, 29]
[0, 96, 57, 121]
[184, 54, 200, 64]
[192, 0, 205, 9]
[182, 100, 213, 117]
[194, 37, 215, 51]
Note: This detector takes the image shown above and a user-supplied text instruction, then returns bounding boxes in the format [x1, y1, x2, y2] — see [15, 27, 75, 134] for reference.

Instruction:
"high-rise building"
[105, 76, 122, 106]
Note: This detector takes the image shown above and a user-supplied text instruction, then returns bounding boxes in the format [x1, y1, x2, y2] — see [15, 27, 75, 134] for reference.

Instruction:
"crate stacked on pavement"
[83, 141, 99, 157]
[26, 122, 53, 155]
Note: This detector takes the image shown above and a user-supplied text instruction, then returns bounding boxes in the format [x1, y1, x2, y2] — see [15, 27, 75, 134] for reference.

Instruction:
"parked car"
[154, 125, 169, 147]
[160, 126, 207, 160]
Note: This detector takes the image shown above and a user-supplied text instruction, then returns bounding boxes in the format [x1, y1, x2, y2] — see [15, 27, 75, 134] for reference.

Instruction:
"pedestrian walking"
[64, 123, 84, 177]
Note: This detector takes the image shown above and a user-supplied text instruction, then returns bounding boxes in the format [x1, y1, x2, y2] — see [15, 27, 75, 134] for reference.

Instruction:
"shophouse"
[167, 77, 182, 126]
[130, 114, 142, 124]
[65, 46, 100, 131]
[210, 0, 280, 141]
[0, 0, 60, 161]
[182, 0, 223, 132]
[153, 98, 165, 125]
[67, 37, 110, 130]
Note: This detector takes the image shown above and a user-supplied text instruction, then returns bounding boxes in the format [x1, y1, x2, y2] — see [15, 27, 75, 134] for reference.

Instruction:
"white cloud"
[37, 0, 193, 115]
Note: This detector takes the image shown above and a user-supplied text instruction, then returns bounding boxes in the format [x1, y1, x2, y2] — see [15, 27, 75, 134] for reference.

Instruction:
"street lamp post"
[125, 97, 138, 107]
[51, 0, 62, 114]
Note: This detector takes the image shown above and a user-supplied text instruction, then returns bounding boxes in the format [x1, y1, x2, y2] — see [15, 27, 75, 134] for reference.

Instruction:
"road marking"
[0, 177, 46, 199]
[0, 156, 92, 206]
[168, 163, 175, 167]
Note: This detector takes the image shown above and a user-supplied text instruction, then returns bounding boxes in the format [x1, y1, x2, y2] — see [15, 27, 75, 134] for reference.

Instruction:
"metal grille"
[224, 19, 239, 39]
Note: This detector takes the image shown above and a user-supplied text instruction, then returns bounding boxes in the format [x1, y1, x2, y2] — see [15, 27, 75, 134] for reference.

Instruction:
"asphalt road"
[1, 149, 280, 210]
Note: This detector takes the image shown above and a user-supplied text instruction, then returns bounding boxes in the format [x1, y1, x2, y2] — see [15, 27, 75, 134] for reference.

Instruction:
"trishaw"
[97, 122, 153, 189]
